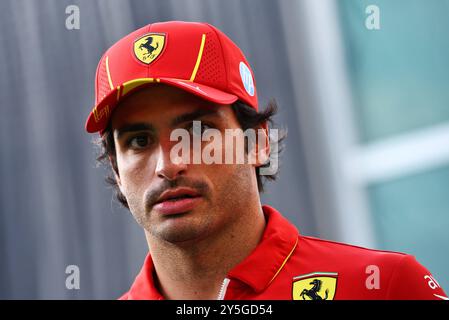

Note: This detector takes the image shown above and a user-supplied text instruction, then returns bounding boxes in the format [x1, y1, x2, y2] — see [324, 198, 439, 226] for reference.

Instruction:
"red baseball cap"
[85, 21, 258, 133]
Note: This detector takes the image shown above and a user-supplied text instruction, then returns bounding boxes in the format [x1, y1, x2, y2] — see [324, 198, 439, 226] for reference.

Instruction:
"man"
[85, 21, 446, 300]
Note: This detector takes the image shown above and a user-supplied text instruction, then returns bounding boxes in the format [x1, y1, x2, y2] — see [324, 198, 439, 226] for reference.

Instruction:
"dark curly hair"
[95, 99, 286, 209]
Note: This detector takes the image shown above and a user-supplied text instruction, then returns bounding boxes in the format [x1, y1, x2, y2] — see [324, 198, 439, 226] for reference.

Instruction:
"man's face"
[111, 84, 259, 244]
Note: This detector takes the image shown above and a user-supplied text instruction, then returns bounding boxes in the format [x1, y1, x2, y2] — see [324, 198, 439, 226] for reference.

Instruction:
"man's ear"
[251, 122, 270, 167]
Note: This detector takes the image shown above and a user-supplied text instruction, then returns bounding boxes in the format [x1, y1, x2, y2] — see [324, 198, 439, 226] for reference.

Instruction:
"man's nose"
[155, 142, 187, 181]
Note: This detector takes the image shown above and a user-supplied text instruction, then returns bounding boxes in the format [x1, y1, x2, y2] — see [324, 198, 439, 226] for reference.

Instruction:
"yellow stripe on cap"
[105, 56, 114, 90]
[121, 78, 159, 97]
[189, 34, 206, 82]
[116, 86, 121, 101]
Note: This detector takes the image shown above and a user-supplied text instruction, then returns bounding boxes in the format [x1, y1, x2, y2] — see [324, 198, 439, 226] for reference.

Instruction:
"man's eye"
[127, 135, 149, 149]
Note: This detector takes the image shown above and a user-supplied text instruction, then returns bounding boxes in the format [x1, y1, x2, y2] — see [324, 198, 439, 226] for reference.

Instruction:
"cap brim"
[85, 78, 238, 133]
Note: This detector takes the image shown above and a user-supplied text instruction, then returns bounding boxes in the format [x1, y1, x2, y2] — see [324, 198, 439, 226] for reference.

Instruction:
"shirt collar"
[126, 254, 163, 300]
[227, 205, 299, 292]
[125, 205, 299, 298]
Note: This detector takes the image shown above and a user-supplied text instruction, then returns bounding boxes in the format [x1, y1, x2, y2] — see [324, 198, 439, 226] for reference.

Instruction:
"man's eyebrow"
[114, 123, 155, 139]
[171, 108, 219, 127]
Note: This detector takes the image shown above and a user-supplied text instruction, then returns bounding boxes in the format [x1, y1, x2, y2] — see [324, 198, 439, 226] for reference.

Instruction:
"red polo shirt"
[119, 205, 447, 300]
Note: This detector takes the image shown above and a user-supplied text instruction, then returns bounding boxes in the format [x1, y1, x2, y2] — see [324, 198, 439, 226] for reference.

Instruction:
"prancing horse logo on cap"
[134, 33, 166, 65]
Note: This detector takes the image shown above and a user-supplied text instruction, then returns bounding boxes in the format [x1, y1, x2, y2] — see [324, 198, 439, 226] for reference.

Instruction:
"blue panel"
[339, 0, 449, 142]
[368, 165, 449, 292]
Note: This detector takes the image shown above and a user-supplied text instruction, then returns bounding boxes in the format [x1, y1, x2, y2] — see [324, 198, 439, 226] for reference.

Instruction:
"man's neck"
[145, 204, 266, 300]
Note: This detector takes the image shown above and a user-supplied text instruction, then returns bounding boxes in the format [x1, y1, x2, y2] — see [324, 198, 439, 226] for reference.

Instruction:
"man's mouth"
[153, 187, 202, 215]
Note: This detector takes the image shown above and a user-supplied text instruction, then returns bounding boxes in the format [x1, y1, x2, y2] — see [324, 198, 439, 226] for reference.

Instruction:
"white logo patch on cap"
[239, 62, 255, 96]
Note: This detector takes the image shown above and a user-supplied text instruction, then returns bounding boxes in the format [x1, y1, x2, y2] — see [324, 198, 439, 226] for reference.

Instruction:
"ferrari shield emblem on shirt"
[134, 33, 166, 65]
[292, 272, 338, 300]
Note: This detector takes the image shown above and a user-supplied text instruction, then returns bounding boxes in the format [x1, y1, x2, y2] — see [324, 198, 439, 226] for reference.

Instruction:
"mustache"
[145, 177, 210, 208]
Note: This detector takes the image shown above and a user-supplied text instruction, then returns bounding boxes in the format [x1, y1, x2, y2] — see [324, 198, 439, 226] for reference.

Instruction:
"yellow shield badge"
[133, 33, 166, 65]
[292, 272, 338, 300]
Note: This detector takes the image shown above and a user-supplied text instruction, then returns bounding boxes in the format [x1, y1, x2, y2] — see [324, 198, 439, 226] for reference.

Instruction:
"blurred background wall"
[0, 0, 448, 299]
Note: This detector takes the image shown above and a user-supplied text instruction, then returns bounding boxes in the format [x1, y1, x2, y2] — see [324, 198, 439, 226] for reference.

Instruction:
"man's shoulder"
[291, 234, 410, 289]
[285, 235, 447, 299]
[297, 234, 407, 263]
